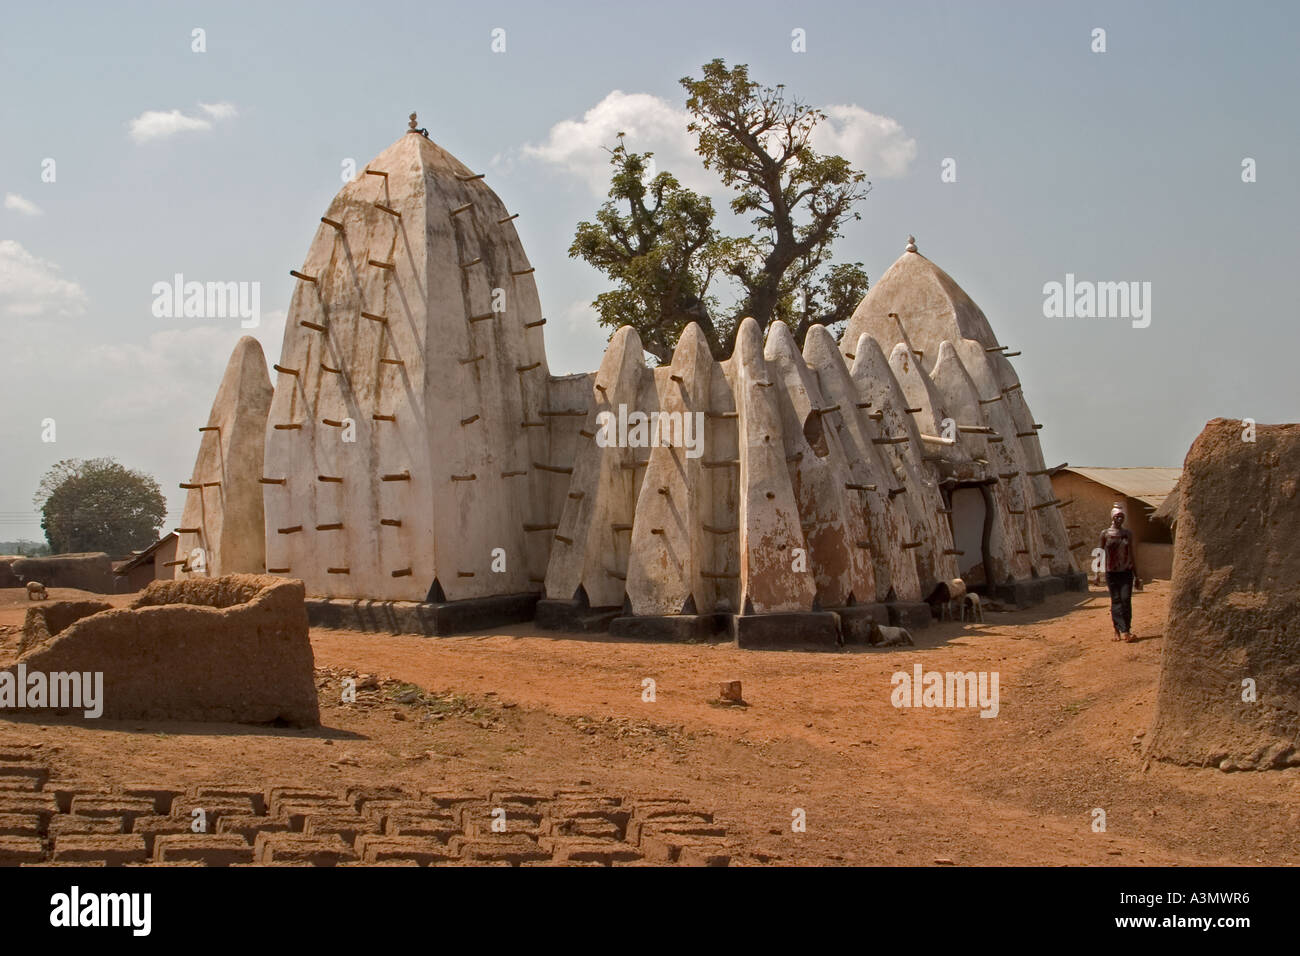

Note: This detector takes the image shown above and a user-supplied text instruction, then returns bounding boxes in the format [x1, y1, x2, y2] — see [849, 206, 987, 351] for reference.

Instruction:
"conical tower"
[175, 335, 272, 578]
[261, 117, 580, 603]
[843, 237, 1081, 590]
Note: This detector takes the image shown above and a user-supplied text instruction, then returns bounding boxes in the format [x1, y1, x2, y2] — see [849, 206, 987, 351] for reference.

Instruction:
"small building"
[114, 533, 179, 593]
[1049, 467, 1181, 580]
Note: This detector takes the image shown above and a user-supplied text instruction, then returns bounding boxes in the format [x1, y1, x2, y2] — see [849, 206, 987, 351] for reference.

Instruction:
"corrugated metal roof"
[116, 531, 178, 573]
[1059, 467, 1182, 509]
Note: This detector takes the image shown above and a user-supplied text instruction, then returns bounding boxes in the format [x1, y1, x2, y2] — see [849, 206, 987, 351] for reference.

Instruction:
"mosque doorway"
[949, 483, 993, 585]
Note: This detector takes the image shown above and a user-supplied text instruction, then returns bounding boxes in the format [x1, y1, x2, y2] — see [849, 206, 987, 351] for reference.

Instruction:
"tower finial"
[408, 112, 429, 139]
[409, 112, 418, 131]
[905, 235, 918, 254]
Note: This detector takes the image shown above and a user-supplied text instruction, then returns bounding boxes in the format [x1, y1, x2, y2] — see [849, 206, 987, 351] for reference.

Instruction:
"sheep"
[870, 622, 915, 647]
[25, 581, 47, 601]
[928, 578, 969, 622]
[961, 592, 983, 623]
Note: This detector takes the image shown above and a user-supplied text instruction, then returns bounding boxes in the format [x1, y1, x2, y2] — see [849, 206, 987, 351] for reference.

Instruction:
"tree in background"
[0, 540, 50, 557]
[571, 59, 872, 359]
[569, 137, 739, 362]
[34, 458, 167, 556]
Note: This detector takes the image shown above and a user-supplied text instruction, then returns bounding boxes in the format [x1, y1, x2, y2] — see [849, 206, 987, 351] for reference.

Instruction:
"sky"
[1, 0, 1296, 542]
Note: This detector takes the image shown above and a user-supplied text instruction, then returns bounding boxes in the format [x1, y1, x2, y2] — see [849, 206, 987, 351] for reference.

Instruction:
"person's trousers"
[1106, 570, 1134, 635]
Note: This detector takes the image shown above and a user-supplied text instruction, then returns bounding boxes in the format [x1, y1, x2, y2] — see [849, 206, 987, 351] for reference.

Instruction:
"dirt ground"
[1, 581, 1296, 866]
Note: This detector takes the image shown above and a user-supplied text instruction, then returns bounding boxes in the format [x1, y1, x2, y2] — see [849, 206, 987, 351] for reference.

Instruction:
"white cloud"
[812, 105, 917, 179]
[78, 326, 255, 416]
[39, 309, 282, 419]
[128, 102, 238, 143]
[0, 240, 87, 317]
[515, 90, 917, 197]
[128, 109, 212, 142]
[516, 91, 710, 196]
[4, 193, 43, 216]
[80, 308, 287, 412]
[249, 309, 287, 362]
[562, 297, 600, 332]
[198, 101, 239, 121]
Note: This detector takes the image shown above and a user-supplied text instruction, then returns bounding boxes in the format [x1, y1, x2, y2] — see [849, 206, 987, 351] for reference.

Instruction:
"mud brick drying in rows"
[0, 747, 731, 867]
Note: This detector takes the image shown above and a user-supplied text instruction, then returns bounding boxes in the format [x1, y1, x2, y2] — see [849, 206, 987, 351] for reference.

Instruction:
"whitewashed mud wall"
[176, 336, 272, 579]
[261, 131, 581, 602]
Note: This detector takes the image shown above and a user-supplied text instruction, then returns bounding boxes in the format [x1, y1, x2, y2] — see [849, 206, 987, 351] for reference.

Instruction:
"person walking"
[1099, 504, 1139, 642]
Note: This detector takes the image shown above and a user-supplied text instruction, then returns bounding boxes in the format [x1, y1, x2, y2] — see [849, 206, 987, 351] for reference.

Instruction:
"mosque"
[175, 117, 1084, 645]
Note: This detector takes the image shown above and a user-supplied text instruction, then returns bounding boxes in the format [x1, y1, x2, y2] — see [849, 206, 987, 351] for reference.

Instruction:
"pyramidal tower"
[260, 116, 588, 605]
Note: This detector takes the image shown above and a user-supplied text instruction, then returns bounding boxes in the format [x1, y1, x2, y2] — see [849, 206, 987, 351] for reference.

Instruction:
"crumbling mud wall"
[20, 600, 113, 653]
[3, 553, 114, 593]
[6, 574, 318, 726]
[1146, 419, 1300, 770]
